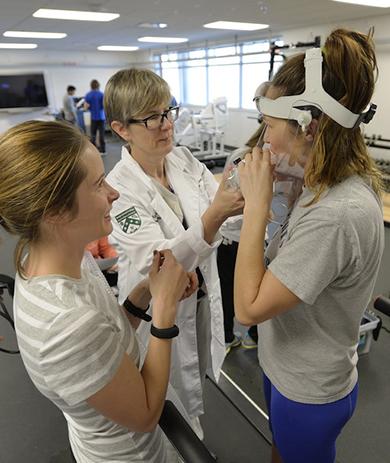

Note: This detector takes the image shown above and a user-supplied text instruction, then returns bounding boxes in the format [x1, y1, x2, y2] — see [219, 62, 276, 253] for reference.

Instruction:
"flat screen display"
[0, 73, 48, 109]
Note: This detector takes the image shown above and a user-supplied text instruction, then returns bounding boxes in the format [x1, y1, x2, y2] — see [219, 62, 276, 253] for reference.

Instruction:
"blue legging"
[263, 374, 358, 463]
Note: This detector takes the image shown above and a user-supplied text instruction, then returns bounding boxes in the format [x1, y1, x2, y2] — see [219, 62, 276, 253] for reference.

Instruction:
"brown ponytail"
[0, 121, 88, 277]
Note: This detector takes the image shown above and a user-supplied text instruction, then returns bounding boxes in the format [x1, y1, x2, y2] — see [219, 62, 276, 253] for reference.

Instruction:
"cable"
[381, 325, 390, 335]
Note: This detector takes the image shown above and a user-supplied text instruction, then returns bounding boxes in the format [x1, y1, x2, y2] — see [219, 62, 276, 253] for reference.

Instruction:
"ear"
[304, 119, 318, 142]
[111, 121, 130, 141]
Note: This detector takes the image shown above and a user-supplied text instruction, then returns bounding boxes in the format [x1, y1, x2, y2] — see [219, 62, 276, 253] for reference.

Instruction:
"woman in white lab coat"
[105, 68, 243, 428]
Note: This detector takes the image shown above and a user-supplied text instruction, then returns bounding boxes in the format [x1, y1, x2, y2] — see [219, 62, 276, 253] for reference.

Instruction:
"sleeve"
[269, 218, 355, 305]
[40, 306, 125, 406]
[110, 192, 220, 276]
[71, 102, 77, 119]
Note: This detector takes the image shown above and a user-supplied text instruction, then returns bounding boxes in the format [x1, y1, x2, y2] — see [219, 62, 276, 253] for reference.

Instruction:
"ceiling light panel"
[138, 36, 188, 43]
[98, 46, 139, 51]
[33, 9, 120, 22]
[4, 31, 67, 39]
[332, 0, 390, 6]
[203, 21, 269, 31]
[137, 22, 167, 29]
[0, 43, 37, 49]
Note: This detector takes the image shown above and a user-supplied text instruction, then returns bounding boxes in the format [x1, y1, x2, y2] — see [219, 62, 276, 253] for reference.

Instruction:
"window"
[160, 53, 181, 103]
[154, 38, 284, 110]
[184, 58, 207, 105]
[208, 55, 240, 108]
[241, 53, 283, 109]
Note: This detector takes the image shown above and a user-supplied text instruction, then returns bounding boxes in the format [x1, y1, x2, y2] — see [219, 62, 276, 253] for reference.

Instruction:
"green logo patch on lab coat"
[115, 207, 141, 234]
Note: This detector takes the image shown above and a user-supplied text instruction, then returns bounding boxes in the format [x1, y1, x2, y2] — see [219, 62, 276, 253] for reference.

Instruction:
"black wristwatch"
[150, 324, 179, 339]
[123, 299, 152, 322]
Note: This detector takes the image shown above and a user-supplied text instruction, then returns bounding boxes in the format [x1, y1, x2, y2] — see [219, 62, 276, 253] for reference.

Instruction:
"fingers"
[252, 145, 263, 159]
[180, 272, 199, 300]
[243, 151, 252, 163]
[150, 250, 161, 275]
[188, 272, 199, 292]
[158, 249, 174, 267]
[261, 146, 271, 164]
[158, 249, 173, 259]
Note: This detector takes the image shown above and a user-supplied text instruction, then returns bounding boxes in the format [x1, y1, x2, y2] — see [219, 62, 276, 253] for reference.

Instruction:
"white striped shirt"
[14, 253, 175, 462]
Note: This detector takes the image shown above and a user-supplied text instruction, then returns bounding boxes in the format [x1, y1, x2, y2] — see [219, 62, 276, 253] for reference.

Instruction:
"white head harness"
[253, 47, 376, 130]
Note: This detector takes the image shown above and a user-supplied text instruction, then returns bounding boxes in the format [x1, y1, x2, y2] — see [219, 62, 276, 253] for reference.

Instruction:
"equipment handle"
[159, 400, 216, 462]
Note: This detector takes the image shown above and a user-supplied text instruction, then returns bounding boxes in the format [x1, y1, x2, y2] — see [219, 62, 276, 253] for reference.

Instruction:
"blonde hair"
[270, 28, 383, 203]
[104, 68, 171, 130]
[0, 121, 88, 276]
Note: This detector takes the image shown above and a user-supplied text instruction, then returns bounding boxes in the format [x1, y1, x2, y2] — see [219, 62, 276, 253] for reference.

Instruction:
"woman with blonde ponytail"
[234, 29, 384, 463]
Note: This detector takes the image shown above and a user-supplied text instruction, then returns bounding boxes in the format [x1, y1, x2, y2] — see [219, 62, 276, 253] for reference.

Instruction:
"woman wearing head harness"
[235, 28, 384, 463]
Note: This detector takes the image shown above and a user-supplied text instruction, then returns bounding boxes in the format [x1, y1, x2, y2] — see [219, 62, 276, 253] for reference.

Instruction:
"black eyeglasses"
[127, 106, 180, 130]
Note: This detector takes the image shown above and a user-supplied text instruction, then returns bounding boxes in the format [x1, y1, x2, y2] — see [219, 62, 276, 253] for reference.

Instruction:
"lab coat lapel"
[150, 193, 185, 236]
[165, 155, 201, 227]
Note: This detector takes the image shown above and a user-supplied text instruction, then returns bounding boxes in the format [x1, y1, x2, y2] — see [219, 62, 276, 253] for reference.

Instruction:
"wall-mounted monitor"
[0, 73, 48, 111]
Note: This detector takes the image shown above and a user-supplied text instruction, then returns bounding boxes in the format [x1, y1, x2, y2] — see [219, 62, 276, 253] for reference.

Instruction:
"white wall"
[0, 49, 152, 134]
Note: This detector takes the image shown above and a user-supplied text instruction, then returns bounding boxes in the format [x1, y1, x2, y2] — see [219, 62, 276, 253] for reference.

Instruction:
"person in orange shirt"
[86, 236, 118, 285]
[86, 236, 117, 261]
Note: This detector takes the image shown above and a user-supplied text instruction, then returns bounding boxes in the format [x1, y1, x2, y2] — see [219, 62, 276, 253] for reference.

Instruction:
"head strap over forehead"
[253, 47, 376, 129]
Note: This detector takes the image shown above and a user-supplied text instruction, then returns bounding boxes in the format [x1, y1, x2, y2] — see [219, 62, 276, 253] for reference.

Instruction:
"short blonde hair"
[0, 120, 88, 276]
[104, 68, 171, 128]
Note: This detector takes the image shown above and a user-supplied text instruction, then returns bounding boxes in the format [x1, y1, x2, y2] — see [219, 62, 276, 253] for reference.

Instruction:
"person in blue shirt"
[84, 79, 106, 154]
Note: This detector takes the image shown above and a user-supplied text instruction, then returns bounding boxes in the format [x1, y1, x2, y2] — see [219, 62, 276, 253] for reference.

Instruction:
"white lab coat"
[107, 145, 230, 418]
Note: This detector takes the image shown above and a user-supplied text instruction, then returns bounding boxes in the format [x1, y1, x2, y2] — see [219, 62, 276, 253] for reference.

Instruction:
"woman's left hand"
[238, 146, 274, 211]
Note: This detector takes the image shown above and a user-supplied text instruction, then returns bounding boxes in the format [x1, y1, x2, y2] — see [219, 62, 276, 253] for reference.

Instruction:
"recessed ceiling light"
[33, 8, 119, 22]
[138, 36, 188, 43]
[4, 31, 67, 39]
[98, 45, 139, 51]
[137, 22, 167, 29]
[332, 0, 390, 6]
[0, 43, 37, 49]
[203, 21, 269, 31]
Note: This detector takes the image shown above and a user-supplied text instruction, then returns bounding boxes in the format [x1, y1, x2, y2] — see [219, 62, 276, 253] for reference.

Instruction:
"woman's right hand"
[148, 250, 189, 321]
[210, 173, 245, 220]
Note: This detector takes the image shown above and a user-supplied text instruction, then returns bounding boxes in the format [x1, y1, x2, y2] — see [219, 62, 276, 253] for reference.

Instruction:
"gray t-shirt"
[63, 93, 77, 122]
[259, 175, 384, 404]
